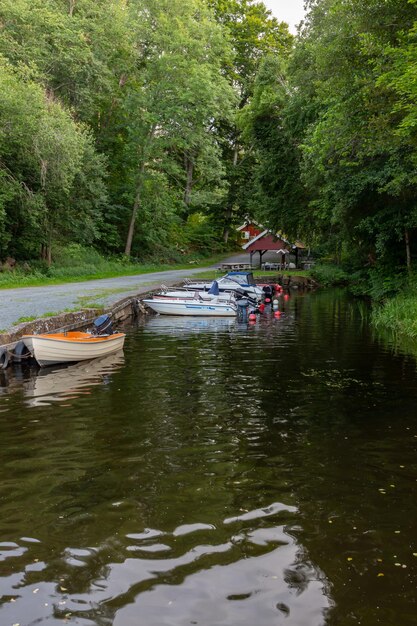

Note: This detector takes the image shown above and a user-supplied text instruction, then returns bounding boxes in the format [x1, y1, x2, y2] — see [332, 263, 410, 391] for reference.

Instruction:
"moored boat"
[142, 296, 237, 317]
[21, 314, 125, 367]
[22, 331, 126, 367]
[152, 289, 234, 302]
[184, 271, 264, 298]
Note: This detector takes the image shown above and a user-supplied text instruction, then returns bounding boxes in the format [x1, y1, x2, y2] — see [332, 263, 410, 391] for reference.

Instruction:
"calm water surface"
[1, 290, 417, 626]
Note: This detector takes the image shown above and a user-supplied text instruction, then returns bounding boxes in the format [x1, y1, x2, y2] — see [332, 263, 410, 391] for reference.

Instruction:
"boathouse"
[237, 219, 305, 269]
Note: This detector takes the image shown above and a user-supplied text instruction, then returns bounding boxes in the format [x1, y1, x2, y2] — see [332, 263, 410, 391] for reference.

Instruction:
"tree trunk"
[184, 154, 194, 207]
[69, 0, 76, 17]
[405, 228, 411, 272]
[222, 144, 239, 244]
[125, 161, 146, 257]
[125, 129, 155, 257]
[46, 230, 52, 266]
[125, 187, 141, 257]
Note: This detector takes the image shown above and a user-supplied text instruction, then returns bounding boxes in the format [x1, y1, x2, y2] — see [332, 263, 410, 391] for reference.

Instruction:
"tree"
[0, 56, 107, 262]
[207, 0, 293, 242]
[121, 0, 235, 257]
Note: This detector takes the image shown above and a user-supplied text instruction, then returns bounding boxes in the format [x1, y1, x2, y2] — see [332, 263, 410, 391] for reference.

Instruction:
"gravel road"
[0, 266, 221, 331]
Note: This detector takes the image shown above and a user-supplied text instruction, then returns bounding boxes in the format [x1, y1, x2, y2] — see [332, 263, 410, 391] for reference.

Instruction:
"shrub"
[310, 264, 349, 287]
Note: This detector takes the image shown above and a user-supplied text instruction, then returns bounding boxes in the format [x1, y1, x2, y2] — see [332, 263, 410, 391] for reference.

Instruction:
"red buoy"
[274, 310, 281, 318]
[249, 313, 257, 321]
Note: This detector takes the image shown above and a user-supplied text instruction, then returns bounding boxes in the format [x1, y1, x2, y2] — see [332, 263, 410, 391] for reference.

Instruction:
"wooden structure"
[219, 262, 253, 271]
[237, 219, 305, 268]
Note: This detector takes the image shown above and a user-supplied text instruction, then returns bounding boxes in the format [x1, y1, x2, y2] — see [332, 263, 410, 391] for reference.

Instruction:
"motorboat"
[184, 271, 264, 298]
[21, 314, 125, 367]
[142, 294, 238, 317]
[152, 281, 236, 302]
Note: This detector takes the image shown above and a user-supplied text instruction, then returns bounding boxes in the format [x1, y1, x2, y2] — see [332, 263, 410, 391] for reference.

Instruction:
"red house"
[237, 219, 305, 268]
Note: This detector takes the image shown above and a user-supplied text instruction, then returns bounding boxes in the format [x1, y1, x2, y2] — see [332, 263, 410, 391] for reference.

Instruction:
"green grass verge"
[372, 291, 417, 340]
[0, 256, 227, 290]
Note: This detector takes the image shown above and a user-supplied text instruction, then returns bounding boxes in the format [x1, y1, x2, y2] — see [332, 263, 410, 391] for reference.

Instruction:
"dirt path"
[0, 265, 222, 331]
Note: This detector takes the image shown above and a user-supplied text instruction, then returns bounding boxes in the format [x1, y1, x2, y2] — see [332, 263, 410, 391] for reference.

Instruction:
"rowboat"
[142, 296, 237, 317]
[22, 331, 126, 367]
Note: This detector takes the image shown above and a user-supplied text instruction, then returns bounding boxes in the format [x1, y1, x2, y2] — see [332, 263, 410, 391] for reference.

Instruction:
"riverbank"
[372, 290, 417, 341]
[0, 271, 316, 353]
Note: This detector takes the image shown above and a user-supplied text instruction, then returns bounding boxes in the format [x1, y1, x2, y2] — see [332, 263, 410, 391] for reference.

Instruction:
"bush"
[310, 264, 349, 287]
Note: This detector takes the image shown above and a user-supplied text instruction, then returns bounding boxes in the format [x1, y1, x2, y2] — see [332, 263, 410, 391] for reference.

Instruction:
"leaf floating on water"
[377, 573, 384, 577]
[347, 557, 353, 561]
[395, 563, 401, 567]
[412, 553, 417, 557]
[394, 531, 401, 534]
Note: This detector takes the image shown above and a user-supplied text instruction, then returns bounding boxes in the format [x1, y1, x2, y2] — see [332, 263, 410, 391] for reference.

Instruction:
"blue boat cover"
[208, 280, 220, 295]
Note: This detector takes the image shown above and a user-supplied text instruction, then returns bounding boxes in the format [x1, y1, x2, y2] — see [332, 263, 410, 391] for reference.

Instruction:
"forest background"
[1, 0, 417, 311]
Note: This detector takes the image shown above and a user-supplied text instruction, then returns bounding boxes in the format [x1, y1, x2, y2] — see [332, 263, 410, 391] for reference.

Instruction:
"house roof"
[236, 218, 264, 232]
[237, 218, 305, 250]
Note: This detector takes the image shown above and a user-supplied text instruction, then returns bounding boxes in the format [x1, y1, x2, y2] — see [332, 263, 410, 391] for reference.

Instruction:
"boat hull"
[22, 332, 126, 367]
[153, 290, 233, 302]
[143, 298, 237, 317]
[186, 281, 263, 298]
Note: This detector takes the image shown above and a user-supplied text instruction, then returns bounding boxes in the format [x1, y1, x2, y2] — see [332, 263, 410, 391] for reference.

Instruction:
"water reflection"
[25, 351, 125, 407]
[0, 502, 330, 626]
[142, 315, 238, 336]
[2, 290, 417, 625]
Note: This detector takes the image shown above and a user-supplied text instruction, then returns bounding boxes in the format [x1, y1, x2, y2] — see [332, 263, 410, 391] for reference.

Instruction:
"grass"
[14, 303, 105, 327]
[0, 255, 227, 290]
[372, 291, 417, 340]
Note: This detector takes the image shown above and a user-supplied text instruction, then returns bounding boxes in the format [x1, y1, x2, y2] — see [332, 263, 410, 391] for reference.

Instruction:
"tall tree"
[290, 0, 417, 268]
[121, 0, 235, 257]
[0, 56, 107, 262]
[207, 0, 293, 241]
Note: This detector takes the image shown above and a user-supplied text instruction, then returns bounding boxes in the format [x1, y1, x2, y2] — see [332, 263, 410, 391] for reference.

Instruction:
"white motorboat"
[152, 288, 233, 302]
[185, 271, 264, 298]
[143, 295, 237, 317]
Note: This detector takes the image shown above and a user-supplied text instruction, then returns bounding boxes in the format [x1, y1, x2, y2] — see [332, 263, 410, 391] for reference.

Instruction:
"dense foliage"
[2, 0, 417, 294]
[239, 0, 417, 292]
[0, 0, 291, 264]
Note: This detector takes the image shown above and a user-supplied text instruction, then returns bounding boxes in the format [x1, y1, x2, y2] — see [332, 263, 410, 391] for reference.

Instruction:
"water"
[1, 289, 417, 626]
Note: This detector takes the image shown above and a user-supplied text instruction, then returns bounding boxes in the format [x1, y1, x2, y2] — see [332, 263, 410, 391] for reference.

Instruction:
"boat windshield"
[223, 272, 254, 285]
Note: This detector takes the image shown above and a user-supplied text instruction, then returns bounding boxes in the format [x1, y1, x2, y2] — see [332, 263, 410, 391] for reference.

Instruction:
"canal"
[0, 289, 416, 626]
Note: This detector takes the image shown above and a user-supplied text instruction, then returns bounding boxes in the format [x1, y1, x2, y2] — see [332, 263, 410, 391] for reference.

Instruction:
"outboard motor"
[262, 285, 274, 302]
[236, 298, 250, 323]
[92, 314, 113, 335]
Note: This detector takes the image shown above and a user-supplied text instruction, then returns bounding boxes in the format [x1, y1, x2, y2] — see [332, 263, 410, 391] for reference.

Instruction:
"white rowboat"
[22, 331, 126, 367]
